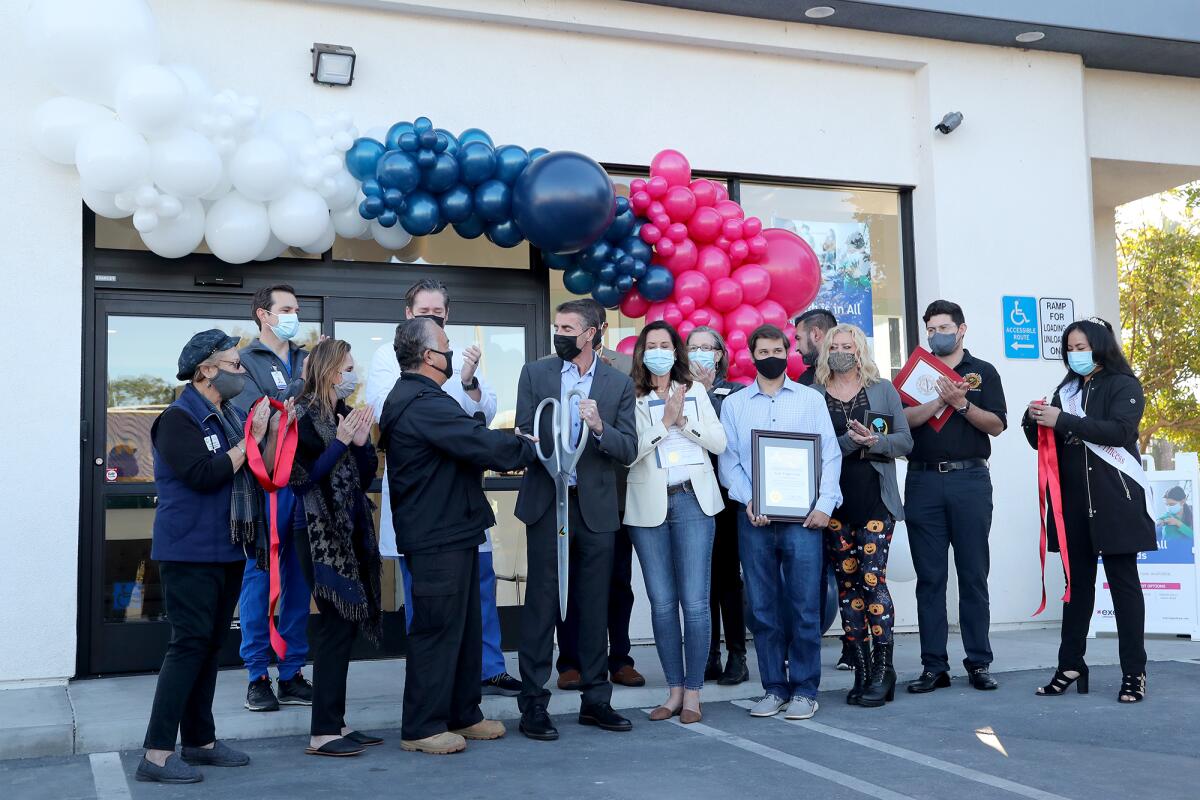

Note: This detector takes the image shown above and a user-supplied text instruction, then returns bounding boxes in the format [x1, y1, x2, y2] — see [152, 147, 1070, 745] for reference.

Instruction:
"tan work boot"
[399, 731, 466, 755]
[451, 719, 506, 740]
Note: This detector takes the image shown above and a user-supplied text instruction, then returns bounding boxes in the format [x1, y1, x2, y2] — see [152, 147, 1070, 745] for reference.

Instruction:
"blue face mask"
[1068, 351, 1096, 376]
[642, 349, 676, 376]
[269, 312, 300, 341]
[691, 350, 716, 372]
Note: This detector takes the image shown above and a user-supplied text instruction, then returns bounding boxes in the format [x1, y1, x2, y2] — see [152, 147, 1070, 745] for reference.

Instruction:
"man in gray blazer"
[514, 300, 637, 741]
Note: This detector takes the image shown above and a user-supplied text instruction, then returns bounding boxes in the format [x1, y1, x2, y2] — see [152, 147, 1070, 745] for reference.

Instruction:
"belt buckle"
[937, 461, 951, 473]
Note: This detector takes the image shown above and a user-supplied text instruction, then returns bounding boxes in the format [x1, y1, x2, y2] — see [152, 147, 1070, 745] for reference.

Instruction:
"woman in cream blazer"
[624, 321, 726, 724]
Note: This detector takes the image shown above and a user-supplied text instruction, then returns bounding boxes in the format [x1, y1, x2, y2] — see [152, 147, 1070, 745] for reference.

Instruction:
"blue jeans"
[400, 549, 506, 681]
[738, 516, 823, 700]
[629, 490, 716, 691]
[239, 488, 310, 682]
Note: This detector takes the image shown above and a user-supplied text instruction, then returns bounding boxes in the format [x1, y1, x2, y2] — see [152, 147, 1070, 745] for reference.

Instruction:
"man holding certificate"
[718, 324, 843, 720]
[901, 300, 1007, 694]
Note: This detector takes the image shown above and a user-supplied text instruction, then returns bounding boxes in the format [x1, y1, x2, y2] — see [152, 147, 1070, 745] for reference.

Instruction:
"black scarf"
[202, 394, 266, 565]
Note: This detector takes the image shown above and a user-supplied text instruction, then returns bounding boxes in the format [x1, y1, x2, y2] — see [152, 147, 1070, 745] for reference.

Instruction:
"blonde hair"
[814, 323, 881, 387]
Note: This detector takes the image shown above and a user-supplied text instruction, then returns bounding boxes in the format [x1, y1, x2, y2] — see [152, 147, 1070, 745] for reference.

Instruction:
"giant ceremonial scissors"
[533, 389, 589, 619]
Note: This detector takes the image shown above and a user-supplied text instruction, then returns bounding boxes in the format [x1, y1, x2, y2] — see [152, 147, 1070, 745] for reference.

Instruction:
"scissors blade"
[555, 477, 571, 620]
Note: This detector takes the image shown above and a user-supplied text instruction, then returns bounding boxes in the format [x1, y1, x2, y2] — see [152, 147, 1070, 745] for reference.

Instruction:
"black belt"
[667, 481, 694, 496]
[908, 458, 988, 473]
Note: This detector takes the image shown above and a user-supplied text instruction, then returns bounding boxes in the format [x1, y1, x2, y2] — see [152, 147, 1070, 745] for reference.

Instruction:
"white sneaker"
[784, 696, 818, 720]
[749, 694, 789, 717]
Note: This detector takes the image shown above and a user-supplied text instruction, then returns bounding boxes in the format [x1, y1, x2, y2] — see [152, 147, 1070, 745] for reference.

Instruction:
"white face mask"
[334, 369, 357, 399]
[269, 312, 300, 341]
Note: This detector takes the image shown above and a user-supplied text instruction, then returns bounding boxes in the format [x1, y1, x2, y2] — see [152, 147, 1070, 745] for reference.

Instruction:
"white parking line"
[651, 712, 915, 800]
[89, 752, 132, 800]
[731, 700, 1070, 800]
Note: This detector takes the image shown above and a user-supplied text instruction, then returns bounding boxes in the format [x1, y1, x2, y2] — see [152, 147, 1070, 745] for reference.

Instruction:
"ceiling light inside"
[805, 6, 836, 19]
[1015, 31, 1046, 43]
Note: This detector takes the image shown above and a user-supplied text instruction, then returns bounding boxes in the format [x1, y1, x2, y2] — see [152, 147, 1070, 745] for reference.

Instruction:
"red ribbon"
[1034, 402, 1071, 615]
[243, 397, 299, 660]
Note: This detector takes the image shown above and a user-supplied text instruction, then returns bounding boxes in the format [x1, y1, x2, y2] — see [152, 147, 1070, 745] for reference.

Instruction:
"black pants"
[905, 468, 994, 672]
[1058, 519, 1147, 674]
[556, 524, 636, 674]
[520, 502, 614, 712]
[403, 546, 483, 741]
[143, 561, 242, 751]
[709, 499, 746, 656]
[294, 525, 357, 737]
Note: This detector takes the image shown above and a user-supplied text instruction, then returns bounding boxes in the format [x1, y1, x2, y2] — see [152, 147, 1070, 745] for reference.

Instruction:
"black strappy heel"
[1118, 673, 1146, 703]
[1036, 664, 1089, 695]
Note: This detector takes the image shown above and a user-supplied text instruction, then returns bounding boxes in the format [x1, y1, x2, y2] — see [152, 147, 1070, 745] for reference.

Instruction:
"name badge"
[270, 368, 287, 390]
[714, 388, 732, 396]
[204, 434, 221, 453]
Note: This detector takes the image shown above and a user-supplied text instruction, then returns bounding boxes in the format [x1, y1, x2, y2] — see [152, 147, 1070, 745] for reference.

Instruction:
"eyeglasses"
[687, 344, 719, 353]
[215, 359, 242, 370]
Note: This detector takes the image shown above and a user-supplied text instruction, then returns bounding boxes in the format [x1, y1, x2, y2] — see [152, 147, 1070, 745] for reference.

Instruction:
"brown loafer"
[451, 719, 506, 740]
[648, 705, 681, 721]
[611, 665, 646, 687]
[680, 706, 703, 725]
[557, 669, 582, 691]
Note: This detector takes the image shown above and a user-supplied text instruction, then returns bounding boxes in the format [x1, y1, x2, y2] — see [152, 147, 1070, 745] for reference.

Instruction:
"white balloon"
[23, 0, 160, 106]
[75, 120, 150, 193]
[205, 191, 270, 264]
[133, 208, 159, 233]
[151, 129, 222, 198]
[258, 110, 316, 159]
[142, 197, 205, 258]
[30, 97, 114, 165]
[372, 219, 413, 251]
[157, 194, 183, 219]
[82, 185, 132, 219]
[114, 191, 137, 212]
[301, 218, 336, 254]
[115, 64, 186, 135]
[230, 137, 291, 202]
[332, 204, 369, 239]
[325, 171, 359, 211]
[331, 131, 353, 152]
[135, 184, 159, 207]
[167, 63, 211, 113]
[269, 188, 329, 247]
[201, 164, 233, 202]
[254, 234, 289, 262]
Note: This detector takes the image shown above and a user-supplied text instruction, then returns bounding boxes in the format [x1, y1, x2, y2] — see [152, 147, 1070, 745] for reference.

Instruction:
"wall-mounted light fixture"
[935, 111, 963, 134]
[311, 43, 356, 87]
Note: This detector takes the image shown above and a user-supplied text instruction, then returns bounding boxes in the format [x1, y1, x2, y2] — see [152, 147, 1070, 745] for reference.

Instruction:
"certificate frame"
[751, 430, 821, 523]
[892, 347, 962, 433]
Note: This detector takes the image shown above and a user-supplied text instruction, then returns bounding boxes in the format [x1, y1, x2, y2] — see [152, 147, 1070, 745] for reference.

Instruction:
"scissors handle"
[532, 396, 560, 467]
[560, 388, 589, 473]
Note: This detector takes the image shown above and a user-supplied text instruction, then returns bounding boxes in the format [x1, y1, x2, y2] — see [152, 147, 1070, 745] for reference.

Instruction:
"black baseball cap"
[176, 329, 241, 381]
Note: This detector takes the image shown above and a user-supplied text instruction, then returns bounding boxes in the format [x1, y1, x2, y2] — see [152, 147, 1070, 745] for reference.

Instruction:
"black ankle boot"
[859, 640, 896, 707]
[704, 650, 723, 682]
[847, 640, 872, 705]
[718, 652, 749, 686]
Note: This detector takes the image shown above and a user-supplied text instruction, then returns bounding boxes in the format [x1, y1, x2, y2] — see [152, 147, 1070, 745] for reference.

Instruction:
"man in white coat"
[364, 279, 521, 697]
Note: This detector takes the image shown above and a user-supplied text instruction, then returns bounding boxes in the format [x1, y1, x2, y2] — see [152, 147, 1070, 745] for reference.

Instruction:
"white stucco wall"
[8, 0, 1200, 680]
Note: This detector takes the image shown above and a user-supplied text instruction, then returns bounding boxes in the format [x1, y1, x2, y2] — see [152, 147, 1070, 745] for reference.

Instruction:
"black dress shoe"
[704, 651, 723, 682]
[579, 702, 632, 732]
[907, 670, 952, 693]
[718, 653, 749, 686]
[519, 708, 559, 741]
[966, 664, 998, 691]
[343, 730, 384, 746]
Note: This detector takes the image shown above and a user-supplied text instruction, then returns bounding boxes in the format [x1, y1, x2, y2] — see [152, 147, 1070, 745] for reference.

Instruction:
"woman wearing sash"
[291, 339, 385, 754]
[1022, 318, 1155, 703]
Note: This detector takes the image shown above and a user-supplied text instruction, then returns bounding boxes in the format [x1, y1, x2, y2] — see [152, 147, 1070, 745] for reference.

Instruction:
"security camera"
[935, 112, 963, 134]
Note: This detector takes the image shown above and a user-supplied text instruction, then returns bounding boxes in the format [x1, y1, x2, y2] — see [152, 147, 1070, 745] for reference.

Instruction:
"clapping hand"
[935, 377, 969, 409]
[847, 419, 878, 448]
[662, 386, 686, 428]
[460, 345, 482, 385]
[249, 398, 271, 440]
[336, 406, 372, 445]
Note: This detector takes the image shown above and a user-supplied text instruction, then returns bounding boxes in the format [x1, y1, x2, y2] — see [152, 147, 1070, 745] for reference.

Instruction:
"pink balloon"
[630, 190, 652, 213]
[677, 296, 697, 317]
[732, 266, 771, 305]
[748, 234, 768, 257]
[726, 328, 747, 352]
[690, 308, 712, 327]
[760, 228, 822, 316]
[663, 186, 697, 223]
[640, 224, 662, 245]
[619, 288, 652, 318]
[722, 218, 744, 240]
[787, 350, 805, 380]
[714, 200, 744, 222]
[617, 335, 639, 356]
[729, 239, 749, 264]
[714, 236, 731, 251]
[677, 320, 696, 339]
[664, 238, 698, 274]
[733, 347, 753, 373]
[744, 217, 763, 237]
[645, 302, 666, 323]
[663, 303, 684, 328]
[727, 303, 765, 335]
[673, 270, 711, 307]
[647, 176, 669, 198]
[649, 201, 665, 217]
[687, 207, 723, 243]
[708, 278, 743, 313]
[704, 308, 725, 335]
[665, 222, 689, 243]
[650, 149, 692, 187]
[695, 245, 731, 282]
[714, 183, 729, 202]
[757, 298, 788, 328]
[689, 179, 718, 208]
[630, 179, 647, 193]
[656, 238, 676, 259]
[651, 213, 671, 230]
[783, 323, 797, 342]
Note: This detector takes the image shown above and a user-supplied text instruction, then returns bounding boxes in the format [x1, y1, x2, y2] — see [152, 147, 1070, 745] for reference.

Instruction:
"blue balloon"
[457, 142, 496, 186]
[563, 267, 595, 295]
[422, 152, 460, 193]
[453, 213, 487, 239]
[459, 127, 494, 148]
[438, 185, 474, 223]
[493, 145, 529, 185]
[360, 195, 384, 219]
[631, 261, 648, 279]
[377, 151, 421, 193]
[400, 191, 440, 236]
[378, 210, 398, 228]
[414, 116, 434, 133]
[616, 275, 634, 294]
[345, 138, 386, 181]
[432, 220, 448, 235]
[529, 147, 549, 161]
[474, 179, 512, 223]
[418, 130, 438, 150]
[398, 132, 419, 153]
[416, 149, 436, 170]
[361, 179, 382, 198]
[597, 264, 618, 283]
[616, 256, 636, 275]
[383, 188, 405, 210]
[638, 266, 674, 302]
[435, 129, 460, 156]
[615, 196, 630, 215]
[486, 219, 524, 248]
[585, 240, 612, 264]
[543, 252, 573, 270]
[605, 210, 636, 243]
[592, 280, 622, 309]
[624, 235, 652, 264]
[385, 121, 416, 150]
[512, 151, 616, 255]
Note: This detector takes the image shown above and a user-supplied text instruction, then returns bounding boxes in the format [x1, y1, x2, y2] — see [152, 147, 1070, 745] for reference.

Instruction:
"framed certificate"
[751, 430, 821, 523]
[893, 347, 962, 432]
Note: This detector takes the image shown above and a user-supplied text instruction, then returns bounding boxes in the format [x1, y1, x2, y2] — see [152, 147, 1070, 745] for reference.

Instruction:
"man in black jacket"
[514, 300, 637, 741]
[379, 318, 537, 755]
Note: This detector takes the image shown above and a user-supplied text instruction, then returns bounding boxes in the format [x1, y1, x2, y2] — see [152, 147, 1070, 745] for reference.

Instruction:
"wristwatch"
[461, 377, 479, 391]
[956, 400, 971, 416]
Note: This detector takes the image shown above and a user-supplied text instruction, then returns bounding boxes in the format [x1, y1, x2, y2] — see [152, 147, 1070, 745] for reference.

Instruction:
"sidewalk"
[2, 628, 1196, 761]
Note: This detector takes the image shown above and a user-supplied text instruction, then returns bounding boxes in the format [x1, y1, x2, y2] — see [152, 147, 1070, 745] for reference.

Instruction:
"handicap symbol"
[1009, 300, 1030, 326]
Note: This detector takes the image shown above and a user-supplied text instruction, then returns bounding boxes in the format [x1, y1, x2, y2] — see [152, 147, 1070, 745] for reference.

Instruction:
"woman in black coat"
[1022, 319, 1155, 703]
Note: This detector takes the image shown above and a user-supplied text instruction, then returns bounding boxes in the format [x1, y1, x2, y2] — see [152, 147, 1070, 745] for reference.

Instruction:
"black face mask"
[754, 356, 788, 380]
[415, 314, 446, 329]
[592, 328, 604, 350]
[429, 348, 454, 380]
[554, 333, 584, 362]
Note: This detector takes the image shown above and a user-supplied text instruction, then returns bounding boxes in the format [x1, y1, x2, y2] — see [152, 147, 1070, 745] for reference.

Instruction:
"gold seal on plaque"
[768, 490, 782, 503]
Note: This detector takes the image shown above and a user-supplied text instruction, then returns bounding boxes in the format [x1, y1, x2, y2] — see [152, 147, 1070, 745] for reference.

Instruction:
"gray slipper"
[135, 753, 203, 784]
[181, 740, 251, 767]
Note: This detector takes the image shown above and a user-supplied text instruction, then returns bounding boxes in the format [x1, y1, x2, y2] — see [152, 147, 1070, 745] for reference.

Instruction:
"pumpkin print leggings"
[826, 516, 895, 644]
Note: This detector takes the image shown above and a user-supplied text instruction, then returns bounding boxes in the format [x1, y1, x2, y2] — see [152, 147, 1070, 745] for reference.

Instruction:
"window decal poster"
[772, 217, 874, 335]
